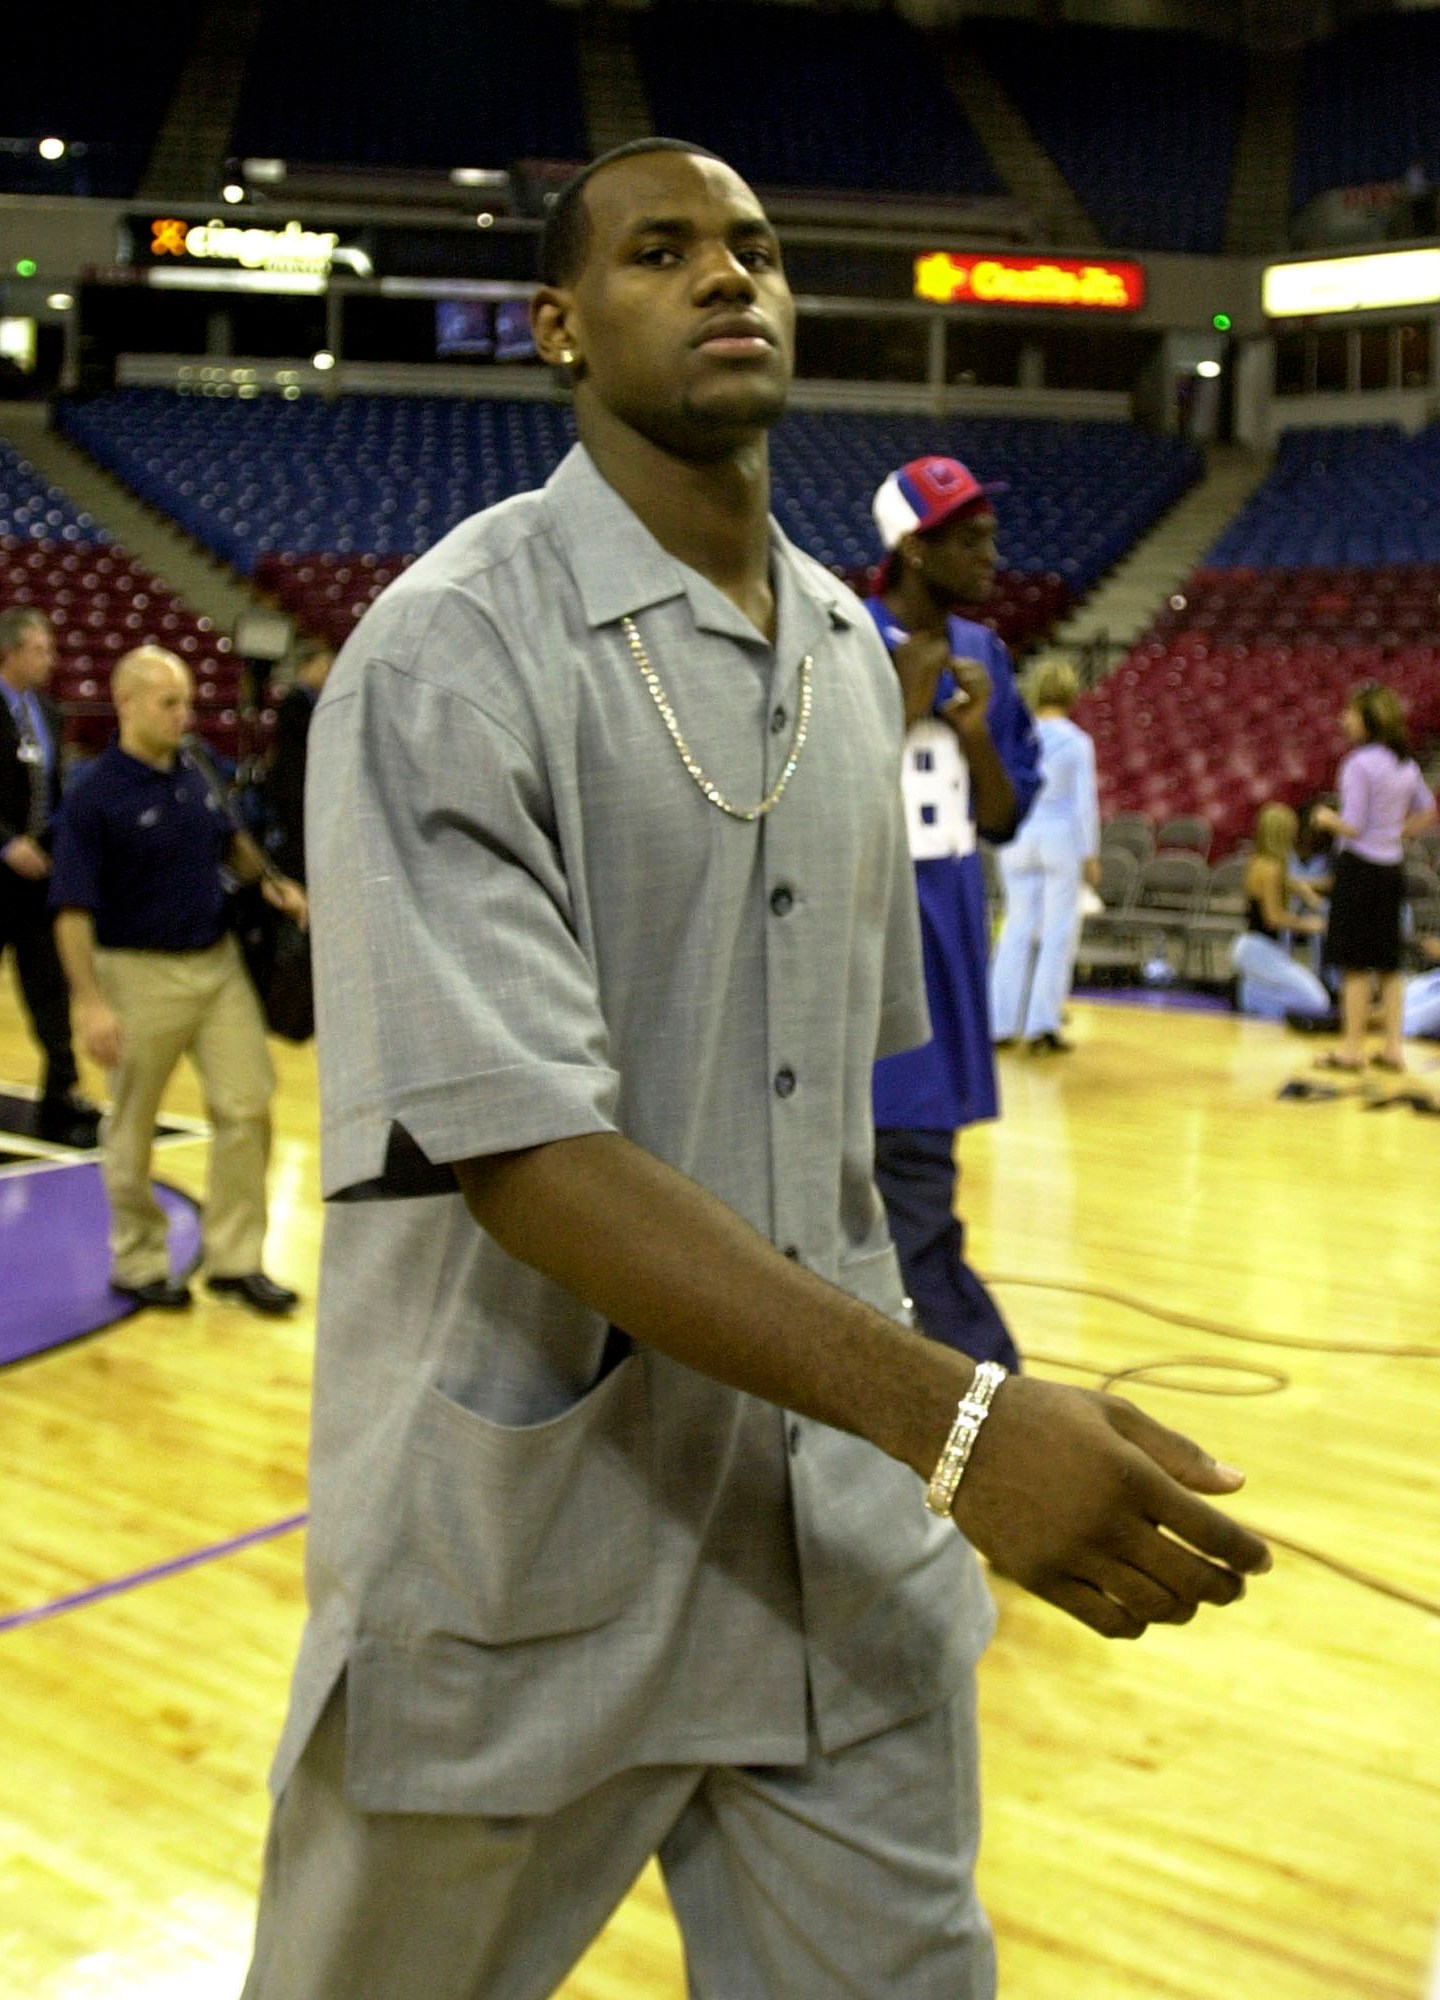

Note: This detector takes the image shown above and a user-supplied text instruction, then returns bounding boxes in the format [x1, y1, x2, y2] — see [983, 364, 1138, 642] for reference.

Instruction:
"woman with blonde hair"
[1230, 802, 1331, 1020]
[989, 656, 1099, 1051]
[1311, 681, 1436, 1072]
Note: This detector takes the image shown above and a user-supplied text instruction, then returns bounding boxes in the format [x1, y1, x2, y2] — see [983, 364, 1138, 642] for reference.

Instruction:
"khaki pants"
[96, 936, 275, 1287]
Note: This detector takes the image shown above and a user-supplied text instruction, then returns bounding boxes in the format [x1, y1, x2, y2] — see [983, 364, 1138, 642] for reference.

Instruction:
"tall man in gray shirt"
[242, 140, 1269, 2000]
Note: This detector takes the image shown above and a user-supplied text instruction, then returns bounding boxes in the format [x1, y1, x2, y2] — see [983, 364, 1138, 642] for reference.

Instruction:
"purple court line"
[0, 1511, 308, 1635]
[1073, 984, 1235, 1015]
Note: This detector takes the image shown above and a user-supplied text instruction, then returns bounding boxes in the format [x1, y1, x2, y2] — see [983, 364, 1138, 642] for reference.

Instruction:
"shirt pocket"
[401, 1350, 650, 1645]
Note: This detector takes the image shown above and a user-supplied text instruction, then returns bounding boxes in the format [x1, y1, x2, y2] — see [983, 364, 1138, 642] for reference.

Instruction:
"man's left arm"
[944, 677, 1013, 841]
[968, 636, 1041, 843]
[941, 634, 1038, 842]
[226, 829, 308, 927]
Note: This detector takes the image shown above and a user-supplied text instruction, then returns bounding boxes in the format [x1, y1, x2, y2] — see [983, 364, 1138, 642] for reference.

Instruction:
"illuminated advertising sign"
[914, 251, 1145, 312]
[1262, 247, 1440, 317]
[144, 217, 373, 279]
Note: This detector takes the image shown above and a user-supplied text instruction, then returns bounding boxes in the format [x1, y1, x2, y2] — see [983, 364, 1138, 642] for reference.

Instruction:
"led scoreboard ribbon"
[145, 217, 373, 278]
[1262, 247, 1440, 317]
[915, 252, 1146, 312]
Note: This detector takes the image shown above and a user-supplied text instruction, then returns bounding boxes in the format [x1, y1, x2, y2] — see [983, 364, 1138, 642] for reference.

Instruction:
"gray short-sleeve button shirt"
[273, 446, 994, 1818]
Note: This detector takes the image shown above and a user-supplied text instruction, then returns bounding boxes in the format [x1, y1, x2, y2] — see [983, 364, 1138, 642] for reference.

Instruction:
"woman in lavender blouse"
[1312, 682, 1436, 1072]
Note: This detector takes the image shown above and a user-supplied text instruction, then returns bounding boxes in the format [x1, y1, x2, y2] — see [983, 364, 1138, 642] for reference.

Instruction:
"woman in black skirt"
[1311, 682, 1436, 1073]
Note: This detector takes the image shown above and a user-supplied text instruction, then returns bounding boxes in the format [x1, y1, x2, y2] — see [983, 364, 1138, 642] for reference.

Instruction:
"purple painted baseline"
[0, 1511, 307, 1635]
[1072, 984, 1235, 1015]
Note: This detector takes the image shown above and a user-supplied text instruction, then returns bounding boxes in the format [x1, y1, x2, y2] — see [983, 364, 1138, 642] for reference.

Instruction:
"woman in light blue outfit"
[989, 660, 1100, 1051]
[1403, 935, 1440, 1038]
[1230, 802, 1332, 1021]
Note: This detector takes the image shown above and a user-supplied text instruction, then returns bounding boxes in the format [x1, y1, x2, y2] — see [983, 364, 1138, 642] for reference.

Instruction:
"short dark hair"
[537, 137, 724, 288]
[0, 605, 49, 657]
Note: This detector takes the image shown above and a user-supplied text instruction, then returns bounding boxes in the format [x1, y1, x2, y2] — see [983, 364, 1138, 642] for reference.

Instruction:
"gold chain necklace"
[621, 615, 813, 824]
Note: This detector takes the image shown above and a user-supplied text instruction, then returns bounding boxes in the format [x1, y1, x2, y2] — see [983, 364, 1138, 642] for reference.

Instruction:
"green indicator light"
[15, 258, 37, 278]
[1212, 312, 1232, 332]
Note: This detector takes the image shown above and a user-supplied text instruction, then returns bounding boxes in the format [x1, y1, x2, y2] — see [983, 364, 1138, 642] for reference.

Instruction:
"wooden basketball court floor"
[2, 982, 1437, 2000]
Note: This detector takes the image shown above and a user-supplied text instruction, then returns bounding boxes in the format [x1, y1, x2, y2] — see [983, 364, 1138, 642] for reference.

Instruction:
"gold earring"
[558, 348, 575, 365]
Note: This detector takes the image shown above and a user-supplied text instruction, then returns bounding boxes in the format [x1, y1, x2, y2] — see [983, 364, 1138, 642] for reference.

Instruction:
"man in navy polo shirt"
[50, 645, 306, 1313]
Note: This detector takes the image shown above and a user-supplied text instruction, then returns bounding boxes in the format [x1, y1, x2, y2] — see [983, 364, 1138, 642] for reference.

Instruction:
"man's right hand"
[76, 998, 123, 1069]
[1, 835, 51, 881]
[951, 1374, 1272, 1638]
[891, 632, 952, 727]
[457, 1132, 1272, 1646]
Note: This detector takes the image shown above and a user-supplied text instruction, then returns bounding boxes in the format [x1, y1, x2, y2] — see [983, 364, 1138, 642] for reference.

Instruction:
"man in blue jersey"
[866, 457, 1040, 1371]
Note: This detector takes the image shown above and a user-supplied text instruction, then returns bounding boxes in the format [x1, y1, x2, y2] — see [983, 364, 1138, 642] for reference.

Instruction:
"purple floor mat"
[0, 1086, 190, 1147]
[0, 1162, 202, 1366]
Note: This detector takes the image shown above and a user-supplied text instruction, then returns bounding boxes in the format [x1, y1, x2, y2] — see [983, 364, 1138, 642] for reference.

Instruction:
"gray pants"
[241, 1677, 994, 2000]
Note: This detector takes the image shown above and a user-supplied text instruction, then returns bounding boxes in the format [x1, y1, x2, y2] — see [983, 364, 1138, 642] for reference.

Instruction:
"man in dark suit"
[0, 606, 100, 1145]
[262, 634, 333, 884]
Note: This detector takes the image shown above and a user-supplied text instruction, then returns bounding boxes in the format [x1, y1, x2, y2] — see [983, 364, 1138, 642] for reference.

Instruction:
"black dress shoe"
[112, 1276, 193, 1310]
[36, 1092, 103, 1147]
[206, 1271, 299, 1314]
[1027, 1031, 1075, 1054]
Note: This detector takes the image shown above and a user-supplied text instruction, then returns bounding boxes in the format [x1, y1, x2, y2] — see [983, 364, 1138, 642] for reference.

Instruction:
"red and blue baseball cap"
[871, 455, 1007, 552]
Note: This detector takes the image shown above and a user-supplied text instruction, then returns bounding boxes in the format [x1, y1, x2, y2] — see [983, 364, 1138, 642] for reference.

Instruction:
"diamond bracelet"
[924, 1362, 1008, 1518]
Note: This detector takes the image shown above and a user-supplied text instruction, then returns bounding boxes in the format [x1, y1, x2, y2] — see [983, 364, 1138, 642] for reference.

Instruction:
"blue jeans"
[1231, 933, 1331, 1022]
[1404, 970, 1440, 1039]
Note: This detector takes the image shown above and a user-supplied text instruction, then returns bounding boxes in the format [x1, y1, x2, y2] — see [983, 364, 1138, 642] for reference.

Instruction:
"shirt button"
[769, 884, 794, 917]
[787, 1421, 802, 1456]
[773, 1066, 796, 1098]
[770, 704, 788, 734]
[782, 1244, 800, 1261]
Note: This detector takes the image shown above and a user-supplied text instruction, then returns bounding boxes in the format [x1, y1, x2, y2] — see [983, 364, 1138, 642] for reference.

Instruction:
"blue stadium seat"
[1293, 12, 1440, 212]
[0, 440, 105, 543]
[1, 9, 194, 198]
[1208, 424, 1440, 569]
[634, 3, 1002, 199]
[57, 390, 1200, 604]
[968, 20, 1244, 254]
[232, 0, 587, 171]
